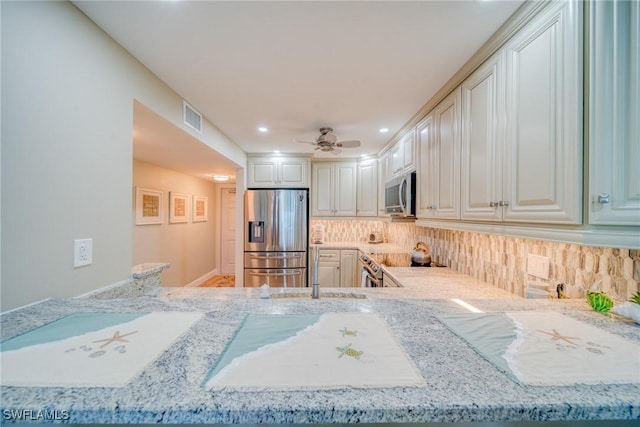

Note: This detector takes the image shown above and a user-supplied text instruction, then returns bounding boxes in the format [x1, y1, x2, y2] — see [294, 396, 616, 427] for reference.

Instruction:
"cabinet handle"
[489, 201, 498, 207]
[597, 194, 610, 204]
[499, 200, 509, 207]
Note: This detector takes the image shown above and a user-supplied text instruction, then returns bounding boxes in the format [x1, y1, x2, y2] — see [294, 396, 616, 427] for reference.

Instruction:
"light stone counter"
[311, 241, 409, 254]
[1, 268, 639, 424]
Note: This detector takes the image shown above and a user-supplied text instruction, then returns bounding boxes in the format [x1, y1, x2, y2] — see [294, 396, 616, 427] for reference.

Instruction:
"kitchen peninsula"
[1, 267, 639, 425]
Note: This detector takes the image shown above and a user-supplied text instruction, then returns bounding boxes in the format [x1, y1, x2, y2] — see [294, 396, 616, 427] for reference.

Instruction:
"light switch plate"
[74, 238, 93, 268]
[527, 254, 549, 279]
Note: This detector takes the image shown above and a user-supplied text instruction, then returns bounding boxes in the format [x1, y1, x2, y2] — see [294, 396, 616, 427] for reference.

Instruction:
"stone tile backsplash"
[310, 219, 640, 301]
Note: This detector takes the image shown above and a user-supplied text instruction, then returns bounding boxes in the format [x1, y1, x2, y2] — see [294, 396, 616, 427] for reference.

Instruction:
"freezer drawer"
[244, 252, 306, 269]
[244, 268, 307, 288]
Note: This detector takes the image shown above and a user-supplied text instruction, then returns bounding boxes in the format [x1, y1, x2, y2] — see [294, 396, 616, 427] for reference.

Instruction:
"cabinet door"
[311, 163, 334, 216]
[432, 87, 461, 219]
[402, 129, 416, 172]
[279, 158, 309, 187]
[388, 143, 403, 178]
[334, 162, 357, 216]
[339, 249, 359, 287]
[588, 0, 640, 225]
[503, 0, 582, 224]
[247, 158, 277, 187]
[416, 114, 435, 218]
[316, 249, 340, 286]
[460, 51, 505, 221]
[377, 156, 388, 216]
[357, 161, 378, 216]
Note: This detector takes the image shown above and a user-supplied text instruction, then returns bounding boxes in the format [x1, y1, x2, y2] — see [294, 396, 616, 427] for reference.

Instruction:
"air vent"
[183, 100, 202, 133]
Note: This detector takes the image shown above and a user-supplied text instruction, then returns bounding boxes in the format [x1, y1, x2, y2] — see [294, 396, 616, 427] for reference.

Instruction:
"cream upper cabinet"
[502, 0, 582, 224]
[431, 87, 462, 219]
[356, 160, 378, 217]
[247, 156, 310, 188]
[386, 129, 416, 180]
[377, 155, 388, 216]
[460, 51, 505, 221]
[401, 129, 416, 172]
[416, 113, 435, 218]
[311, 162, 357, 217]
[388, 143, 403, 179]
[588, 0, 640, 225]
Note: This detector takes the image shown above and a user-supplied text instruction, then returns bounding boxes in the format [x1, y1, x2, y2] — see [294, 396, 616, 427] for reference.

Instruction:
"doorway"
[220, 187, 236, 275]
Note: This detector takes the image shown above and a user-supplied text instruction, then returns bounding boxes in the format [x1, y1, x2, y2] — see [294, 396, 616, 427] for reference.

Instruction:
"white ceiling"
[74, 0, 524, 176]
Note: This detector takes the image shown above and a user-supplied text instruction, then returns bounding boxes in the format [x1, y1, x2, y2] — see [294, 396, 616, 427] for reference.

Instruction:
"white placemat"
[439, 311, 640, 386]
[203, 312, 426, 390]
[1, 312, 203, 387]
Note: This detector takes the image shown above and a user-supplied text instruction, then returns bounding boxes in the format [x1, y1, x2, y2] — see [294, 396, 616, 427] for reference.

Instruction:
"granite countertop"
[311, 241, 408, 254]
[1, 268, 639, 424]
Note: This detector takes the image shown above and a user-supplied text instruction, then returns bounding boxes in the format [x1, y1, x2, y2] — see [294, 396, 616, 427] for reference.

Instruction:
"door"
[432, 87, 461, 219]
[220, 188, 236, 274]
[460, 51, 504, 221]
[244, 189, 308, 252]
[588, 0, 640, 225]
[357, 161, 378, 216]
[334, 162, 357, 216]
[503, 0, 582, 224]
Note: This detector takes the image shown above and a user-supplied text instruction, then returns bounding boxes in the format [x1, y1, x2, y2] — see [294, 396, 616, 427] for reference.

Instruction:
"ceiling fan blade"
[294, 139, 316, 145]
[330, 148, 342, 155]
[336, 140, 361, 148]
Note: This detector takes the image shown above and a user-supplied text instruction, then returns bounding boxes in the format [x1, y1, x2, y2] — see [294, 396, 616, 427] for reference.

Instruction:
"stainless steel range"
[358, 252, 412, 287]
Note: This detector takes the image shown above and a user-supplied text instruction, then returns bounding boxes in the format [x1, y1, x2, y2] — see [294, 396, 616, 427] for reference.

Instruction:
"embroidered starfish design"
[92, 330, 138, 348]
[536, 328, 580, 345]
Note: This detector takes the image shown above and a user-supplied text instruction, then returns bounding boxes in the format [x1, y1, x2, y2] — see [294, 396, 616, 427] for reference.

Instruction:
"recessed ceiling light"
[379, 128, 389, 133]
[258, 127, 268, 132]
[212, 175, 229, 182]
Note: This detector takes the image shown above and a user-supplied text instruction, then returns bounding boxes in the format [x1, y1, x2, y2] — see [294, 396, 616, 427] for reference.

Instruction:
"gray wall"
[1, 1, 245, 311]
[133, 160, 218, 286]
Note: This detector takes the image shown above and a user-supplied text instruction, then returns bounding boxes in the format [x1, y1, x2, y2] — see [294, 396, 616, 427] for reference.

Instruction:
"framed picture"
[135, 187, 164, 225]
[193, 195, 208, 222]
[169, 192, 189, 223]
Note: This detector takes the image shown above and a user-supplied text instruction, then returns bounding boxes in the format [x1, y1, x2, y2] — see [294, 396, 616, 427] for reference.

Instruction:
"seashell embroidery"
[89, 350, 106, 358]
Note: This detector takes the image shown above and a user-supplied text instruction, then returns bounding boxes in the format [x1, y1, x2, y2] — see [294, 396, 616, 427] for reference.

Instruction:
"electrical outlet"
[74, 238, 93, 268]
[527, 254, 549, 279]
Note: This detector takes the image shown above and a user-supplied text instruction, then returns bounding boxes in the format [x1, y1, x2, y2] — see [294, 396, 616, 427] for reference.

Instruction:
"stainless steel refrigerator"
[244, 189, 308, 287]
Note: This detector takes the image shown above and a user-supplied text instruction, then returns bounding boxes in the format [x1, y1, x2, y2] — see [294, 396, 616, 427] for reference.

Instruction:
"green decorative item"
[587, 290, 613, 313]
[629, 291, 640, 305]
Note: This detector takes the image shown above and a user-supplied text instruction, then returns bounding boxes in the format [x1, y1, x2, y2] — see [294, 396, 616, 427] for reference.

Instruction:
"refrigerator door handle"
[249, 254, 302, 260]
[247, 271, 302, 277]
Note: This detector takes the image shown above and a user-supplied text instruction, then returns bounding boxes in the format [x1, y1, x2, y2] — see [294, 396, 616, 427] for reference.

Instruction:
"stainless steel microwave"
[385, 172, 416, 216]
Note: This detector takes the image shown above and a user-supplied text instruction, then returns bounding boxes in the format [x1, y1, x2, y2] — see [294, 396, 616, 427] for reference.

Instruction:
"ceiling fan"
[296, 127, 361, 154]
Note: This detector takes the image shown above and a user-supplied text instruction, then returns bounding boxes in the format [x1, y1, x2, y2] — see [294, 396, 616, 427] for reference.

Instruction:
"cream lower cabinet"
[311, 249, 358, 287]
[501, 0, 582, 224]
[312, 162, 357, 216]
[588, 0, 640, 225]
[339, 249, 359, 287]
